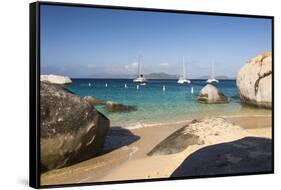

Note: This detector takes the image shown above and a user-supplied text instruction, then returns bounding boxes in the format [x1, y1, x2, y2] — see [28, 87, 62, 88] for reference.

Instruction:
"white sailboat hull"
[177, 78, 191, 84]
[133, 54, 147, 85]
[177, 56, 191, 84]
[206, 78, 219, 83]
[133, 77, 147, 83]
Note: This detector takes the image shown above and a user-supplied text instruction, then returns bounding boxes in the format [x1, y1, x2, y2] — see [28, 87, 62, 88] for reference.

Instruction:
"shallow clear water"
[67, 79, 270, 128]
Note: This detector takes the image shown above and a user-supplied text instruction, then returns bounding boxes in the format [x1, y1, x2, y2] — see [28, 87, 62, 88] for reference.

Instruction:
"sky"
[40, 4, 272, 78]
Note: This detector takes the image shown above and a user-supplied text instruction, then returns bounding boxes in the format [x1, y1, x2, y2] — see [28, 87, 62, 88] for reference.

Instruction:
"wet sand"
[41, 115, 272, 186]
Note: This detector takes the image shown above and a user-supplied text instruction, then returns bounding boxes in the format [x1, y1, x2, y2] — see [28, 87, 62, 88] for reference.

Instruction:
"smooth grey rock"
[197, 84, 228, 104]
[40, 82, 109, 171]
[148, 120, 203, 156]
[83, 96, 106, 106]
[105, 101, 137, 112]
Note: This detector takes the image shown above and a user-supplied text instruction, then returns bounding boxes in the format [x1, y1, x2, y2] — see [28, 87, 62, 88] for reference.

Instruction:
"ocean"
[66, 79, 270, 128]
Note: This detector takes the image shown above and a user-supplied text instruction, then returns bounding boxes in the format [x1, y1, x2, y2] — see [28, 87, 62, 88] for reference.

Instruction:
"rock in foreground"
[237, 51, 272, 108]
[197, 84, 228, 104]
[40, 82, 109, 171]
[41, 74, 72, 84]
[148, 118, 246, 156]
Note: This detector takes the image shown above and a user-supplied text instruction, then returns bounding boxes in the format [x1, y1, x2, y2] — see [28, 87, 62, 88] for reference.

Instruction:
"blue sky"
[40, 5, 272, 78]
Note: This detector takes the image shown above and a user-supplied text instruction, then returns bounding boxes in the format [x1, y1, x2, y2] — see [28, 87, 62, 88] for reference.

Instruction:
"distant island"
[198, 75, 234, 80]
[85, 72, 179, 79]
[145, 72, 179, 79]
[83, 73, 235, 80]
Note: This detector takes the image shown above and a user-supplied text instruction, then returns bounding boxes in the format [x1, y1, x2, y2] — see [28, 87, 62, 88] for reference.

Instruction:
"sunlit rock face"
[237, 51, 272, 108]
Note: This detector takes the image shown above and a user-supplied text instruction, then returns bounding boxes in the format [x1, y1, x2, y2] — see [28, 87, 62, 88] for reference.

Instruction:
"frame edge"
[29, 1, 40, 189]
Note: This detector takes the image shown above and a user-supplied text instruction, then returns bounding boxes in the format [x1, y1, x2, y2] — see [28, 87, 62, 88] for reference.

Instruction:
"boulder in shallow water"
[105, 101, 137, 112]
[197, 84, 228, 104]
[41, 74, 72, 84]
[236, 51, 272, 108]
[40, 82, 109, 171]
[83, 96, 106, 106]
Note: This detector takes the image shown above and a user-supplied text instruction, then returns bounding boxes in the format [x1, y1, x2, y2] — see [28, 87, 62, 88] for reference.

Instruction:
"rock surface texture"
[197, 84, 228, 104]
[41, 74, 72, 84]
[237, 51, 272, 108]
[40, 82, 109, 171]
[148, 118, 248, 156]
[83, 96, 106, 106]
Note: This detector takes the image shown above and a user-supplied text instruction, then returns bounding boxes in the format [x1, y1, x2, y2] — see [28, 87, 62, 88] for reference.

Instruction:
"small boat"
[206, 78, 219, 83]
[162, 85, 166, 91]
[206, 62, 219, 83]
[177, 56, 191, 84]
[177, 77, 191, 84]
[133, 54, 147, 85]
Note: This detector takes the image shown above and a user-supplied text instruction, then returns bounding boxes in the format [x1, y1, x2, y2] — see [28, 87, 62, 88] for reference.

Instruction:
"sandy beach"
[41, 114, 272, 185]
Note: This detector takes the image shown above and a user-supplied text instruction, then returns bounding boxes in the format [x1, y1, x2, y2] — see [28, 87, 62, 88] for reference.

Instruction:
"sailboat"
[133, 54, 147, 85]
[206, 62, 219, 83]
[177, 56, 191, 84]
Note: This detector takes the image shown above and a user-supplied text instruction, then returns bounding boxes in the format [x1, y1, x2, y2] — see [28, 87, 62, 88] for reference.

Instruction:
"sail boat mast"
[177, 56, 191, 84]
[133, 53, 147, 84]
[211, 62, 214, 79]
[206, 62, 219, 83]
[183, 56, 186, 79]
[138, 54, 142, 77]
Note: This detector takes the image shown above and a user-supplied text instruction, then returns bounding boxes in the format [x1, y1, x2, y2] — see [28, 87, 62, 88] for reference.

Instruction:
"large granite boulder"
[197, 84, 228, 104]
[237, 51, 272, 108]
[40, 82, 109, 171]
[41, 74, 72, 84]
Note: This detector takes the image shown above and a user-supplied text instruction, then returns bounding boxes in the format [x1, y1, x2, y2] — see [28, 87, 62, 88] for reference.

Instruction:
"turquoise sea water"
[67, 79, 270, 128]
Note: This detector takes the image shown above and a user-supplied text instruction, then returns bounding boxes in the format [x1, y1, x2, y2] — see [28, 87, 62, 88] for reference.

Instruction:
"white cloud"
[60, 67, 66, 72]
[159, 63, 170, 68]
[87, 64, 96, 68]
[125, 62, 138, 69]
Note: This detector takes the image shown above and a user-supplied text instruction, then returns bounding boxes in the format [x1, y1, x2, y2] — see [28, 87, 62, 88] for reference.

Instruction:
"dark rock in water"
[148, 120, 203, 156]
[40, 82, 109, 171]
[105, 101, 137, 112]
[171, 137, 272, 177]
[83, 96, 106, 106]
[197, 84, 228, 104]
[83, 96, 137, 112]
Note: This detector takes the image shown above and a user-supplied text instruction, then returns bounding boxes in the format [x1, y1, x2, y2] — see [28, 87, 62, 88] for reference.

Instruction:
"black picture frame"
[29, 1, 274, 189]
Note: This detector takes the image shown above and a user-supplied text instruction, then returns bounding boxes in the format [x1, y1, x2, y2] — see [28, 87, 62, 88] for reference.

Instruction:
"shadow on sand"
[171, 137, 272, 177]
[102, 127, 140, 155]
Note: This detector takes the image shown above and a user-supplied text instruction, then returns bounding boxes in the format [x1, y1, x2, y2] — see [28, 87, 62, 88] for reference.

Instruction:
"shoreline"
[41, 114, 272, 185]
[112, 111, 272, 130]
